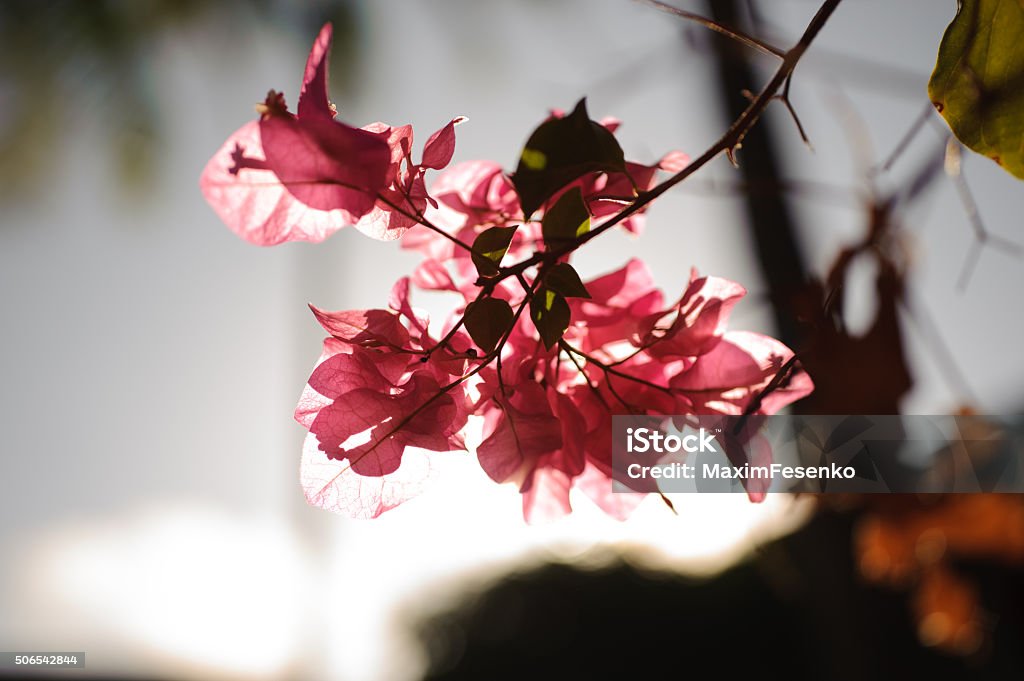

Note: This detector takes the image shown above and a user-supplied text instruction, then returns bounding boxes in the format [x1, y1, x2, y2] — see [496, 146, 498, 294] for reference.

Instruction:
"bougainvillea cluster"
[201, 23, 813, 521]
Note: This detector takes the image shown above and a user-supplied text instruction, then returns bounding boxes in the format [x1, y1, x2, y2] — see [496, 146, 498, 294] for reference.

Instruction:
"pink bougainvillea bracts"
[202, 24, 813, 521]
[200, 23, 463, 245]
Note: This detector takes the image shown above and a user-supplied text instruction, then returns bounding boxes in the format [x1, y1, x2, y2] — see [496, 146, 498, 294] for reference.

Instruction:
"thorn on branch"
[779, 76, 813, 150]
[741, 78, 812, 149]
[726, 146, 740, 167]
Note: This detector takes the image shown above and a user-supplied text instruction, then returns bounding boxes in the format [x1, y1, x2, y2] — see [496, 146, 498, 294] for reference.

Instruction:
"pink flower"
[200, 23, 464, 246]
[638, 270, 747, 359]
[294, 252, 810, 521]
[569, 258, 665, 352]
[296, 283, 474, 519]
[353, 117, 466, 241]
[278, 98, 811, 520]
[202, 23, 815, 522]
[426, 160, 521, 233]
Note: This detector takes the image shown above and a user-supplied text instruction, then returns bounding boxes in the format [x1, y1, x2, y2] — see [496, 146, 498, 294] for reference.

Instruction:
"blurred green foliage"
[0, 0, 360, 200]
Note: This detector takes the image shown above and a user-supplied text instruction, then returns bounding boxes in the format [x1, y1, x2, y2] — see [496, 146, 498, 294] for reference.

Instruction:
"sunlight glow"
[321, 453, 815, 681]
[33, 506, 311, 679]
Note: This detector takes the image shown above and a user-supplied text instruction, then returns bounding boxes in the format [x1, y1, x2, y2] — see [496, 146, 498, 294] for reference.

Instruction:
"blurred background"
[2, 1, 1023, 679]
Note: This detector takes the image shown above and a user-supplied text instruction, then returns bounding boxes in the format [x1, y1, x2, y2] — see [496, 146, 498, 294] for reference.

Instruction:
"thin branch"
[558, 0, 845, 260]
[943, 140, 1023, 290]
[427, 315, 467, 356]
[733, 354, 800, 436]
[898, 292, 977, 405]
[378, 0, 843, 299]
[897, 138, 947, 206]
[740, 77, 812, 148]
[638, 0, 785, 58]
[562, 343, 614, 412]
[875, 100, 934, 174]
[739, 13, 927, 99]
[955, 241, 984, 292]
[559, 341, 647, 413]
[560, 340, 675, 395]
[374, 191, 480, 257]
[489, 0, 844, 289]
[778, 75, 812, 148]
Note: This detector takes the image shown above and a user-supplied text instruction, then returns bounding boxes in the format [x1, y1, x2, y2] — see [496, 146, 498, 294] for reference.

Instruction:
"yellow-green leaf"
[929, 0, 1024, 179]
[511, 98, 626, 218]
[541, 187, 590, 249]
[471, 226, 518, 278]
[464, 298, 514, 352]
[529, 286, 571, 349]
[544, 262, 591, 299]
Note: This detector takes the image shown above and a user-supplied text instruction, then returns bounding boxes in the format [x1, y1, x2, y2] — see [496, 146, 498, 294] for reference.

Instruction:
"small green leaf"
[511, 98, 627, 218]
[544, 263, 591, 299]
[471, 226, 518, 277]
[464, 297, 514, 352]
[929, 0, 1024, 180]
[541, 187, 591, 249]
[530, 286, 571, 349]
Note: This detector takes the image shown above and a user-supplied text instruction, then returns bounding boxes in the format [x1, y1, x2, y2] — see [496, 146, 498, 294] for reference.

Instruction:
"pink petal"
[309, 305, 411, 349]
[658, 150, 690, 173]
[363, 122, 414, 185]
[670, 331, 812, 414]
[575, 462, 645, 520]
[306, 348, 408, 399]
[411, 259, 458, 292]
[388, 277, 431, 340]
[259, 115, 388, 213]
[477, 391, 562, 484]
[300, 431, 434, 519]
[200, 116, 391, 245]
[550, 391, 588, 476]
[646, 275, 747, 358]
[421, 117, 466, 170]
[310, 375, 461, 469]
[298, 23, 335, 121]
[200, 121, 349, 245]
[294, 337, 349, 428]
[599, 116, 622, 133]
[521, 463, 573, 524]
[584, 258, 657, 308]
[426, 160, 520, 230]
[354, 173, 429, 241]
[572, 259, 665, 348]
[353, 202, 417, 241]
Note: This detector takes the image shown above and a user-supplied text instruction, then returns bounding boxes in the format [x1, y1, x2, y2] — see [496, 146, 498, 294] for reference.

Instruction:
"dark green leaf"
[530, 286, 571, 349]
[464, 297, 515, 352]
[511, 98, 627, 218]
[471, 226, 518, 277]
[544, 263, 591, 299]
[929, 0, 1024, 179]
[541, 187, 591, 249]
